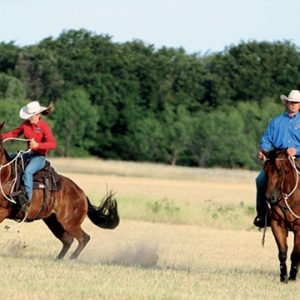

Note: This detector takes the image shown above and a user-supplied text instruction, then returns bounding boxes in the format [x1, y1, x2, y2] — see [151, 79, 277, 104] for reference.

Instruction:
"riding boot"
[253, 212, 266, 228]
[254, 170, 269, 227]
[254, 207, 271, 227]
[17, 193, 30, 212]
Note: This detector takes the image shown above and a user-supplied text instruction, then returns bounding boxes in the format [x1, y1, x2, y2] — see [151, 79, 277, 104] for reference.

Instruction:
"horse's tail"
[87, 191, 119, 229]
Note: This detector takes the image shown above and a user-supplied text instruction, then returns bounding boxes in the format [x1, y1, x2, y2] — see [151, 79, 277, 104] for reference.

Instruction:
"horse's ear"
[0, 122, 5, 133]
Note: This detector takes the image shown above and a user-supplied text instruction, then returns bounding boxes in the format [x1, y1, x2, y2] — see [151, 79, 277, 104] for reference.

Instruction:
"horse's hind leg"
[56, 195, 91, 261]
[43, 214, 74, 260]
[65, 225, 90, 261]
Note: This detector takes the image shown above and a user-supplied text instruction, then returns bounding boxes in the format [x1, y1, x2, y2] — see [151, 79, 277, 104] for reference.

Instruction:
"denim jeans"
[255, 170, 267, 215]
[10, 152, 46, 200]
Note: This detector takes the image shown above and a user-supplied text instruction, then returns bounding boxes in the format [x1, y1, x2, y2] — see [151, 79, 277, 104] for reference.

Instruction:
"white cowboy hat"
[19, 101, 49, 119]
[280, 90, 300, 103]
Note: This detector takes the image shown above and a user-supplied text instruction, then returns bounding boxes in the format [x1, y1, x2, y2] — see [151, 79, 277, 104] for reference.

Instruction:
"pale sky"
[1, 0, 299, 54]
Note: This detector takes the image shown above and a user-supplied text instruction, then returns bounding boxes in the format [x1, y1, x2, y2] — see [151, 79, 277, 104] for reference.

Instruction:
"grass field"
[0, 158, 299, 299]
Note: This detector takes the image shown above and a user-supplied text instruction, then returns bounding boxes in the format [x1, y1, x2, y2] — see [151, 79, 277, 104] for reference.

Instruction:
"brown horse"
[0, 122, 119, 261]
[262, 148, 300, 282]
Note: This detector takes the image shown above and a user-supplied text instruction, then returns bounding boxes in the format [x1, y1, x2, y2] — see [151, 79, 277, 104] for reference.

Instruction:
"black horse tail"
[87, 191, 119, 229]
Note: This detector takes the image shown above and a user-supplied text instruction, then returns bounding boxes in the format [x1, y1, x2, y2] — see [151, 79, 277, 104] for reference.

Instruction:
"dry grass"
[0, 158, 297, 299]
[0, 219, 298, 299]
[50, 157, 257, 184]
[50, 159, 257, 230]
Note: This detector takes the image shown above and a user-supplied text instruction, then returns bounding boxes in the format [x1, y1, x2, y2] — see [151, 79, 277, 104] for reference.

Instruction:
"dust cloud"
[5, 239, 27, 257]
[111, 240, 159, 267]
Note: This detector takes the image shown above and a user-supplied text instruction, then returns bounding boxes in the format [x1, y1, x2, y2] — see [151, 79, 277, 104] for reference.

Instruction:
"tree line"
[0, 29, 300, 170]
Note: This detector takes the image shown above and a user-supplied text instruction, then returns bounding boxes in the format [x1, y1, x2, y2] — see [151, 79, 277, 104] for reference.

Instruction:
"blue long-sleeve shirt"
[260, 111, 300, 155]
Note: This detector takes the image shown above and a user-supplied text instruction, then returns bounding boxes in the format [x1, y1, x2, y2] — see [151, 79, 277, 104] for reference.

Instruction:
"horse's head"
[262, 148, 292, 204]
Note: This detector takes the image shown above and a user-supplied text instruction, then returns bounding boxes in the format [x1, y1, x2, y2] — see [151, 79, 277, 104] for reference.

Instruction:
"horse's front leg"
[279, 257, 288, 283]
[271, 223, 288, 283]
[289, 230, 300, 281]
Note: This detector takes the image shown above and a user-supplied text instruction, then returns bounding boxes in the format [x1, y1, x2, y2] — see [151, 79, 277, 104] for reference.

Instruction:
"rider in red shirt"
[2, 101, 56, 212]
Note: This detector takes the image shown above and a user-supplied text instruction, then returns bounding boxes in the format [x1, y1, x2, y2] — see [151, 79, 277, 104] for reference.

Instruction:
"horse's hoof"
[289, 277, 297, 282]
[281, 275, 289, 283]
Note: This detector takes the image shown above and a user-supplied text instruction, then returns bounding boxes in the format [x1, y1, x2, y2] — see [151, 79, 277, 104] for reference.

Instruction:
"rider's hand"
[287, 147, 297, 157]
[258, 151, 265, 160]
[30, 139, 39, 149]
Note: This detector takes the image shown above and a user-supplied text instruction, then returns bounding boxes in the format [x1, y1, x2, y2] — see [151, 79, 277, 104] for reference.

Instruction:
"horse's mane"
[268, 148, 287, 161]
[4, 148, 10, 162]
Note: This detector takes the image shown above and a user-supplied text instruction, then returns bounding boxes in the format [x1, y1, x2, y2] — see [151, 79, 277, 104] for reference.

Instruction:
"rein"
[282, 156, 300, 219]
[0, 138, 32, 203]
[0, 138, 32, 228]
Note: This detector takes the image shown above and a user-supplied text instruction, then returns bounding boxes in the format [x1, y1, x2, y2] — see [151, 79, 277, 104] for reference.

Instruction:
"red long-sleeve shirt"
[2, 119, 56, 156]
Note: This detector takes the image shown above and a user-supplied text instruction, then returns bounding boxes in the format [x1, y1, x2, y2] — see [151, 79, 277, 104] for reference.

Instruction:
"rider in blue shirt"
[254, 90, 300, 227]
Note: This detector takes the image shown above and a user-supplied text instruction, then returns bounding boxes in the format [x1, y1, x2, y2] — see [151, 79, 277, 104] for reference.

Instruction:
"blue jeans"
[10, 152, 46, 201]
[256, 170, 267, 215]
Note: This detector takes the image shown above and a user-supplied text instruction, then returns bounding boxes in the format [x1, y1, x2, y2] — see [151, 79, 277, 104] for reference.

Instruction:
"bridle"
[265, 155, 300, 219]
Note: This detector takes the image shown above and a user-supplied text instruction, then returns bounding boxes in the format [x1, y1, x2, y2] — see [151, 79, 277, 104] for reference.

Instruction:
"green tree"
[15, 45, 63, 101]
[0, 73, 26, 99]
[134, 105, 193, 165]
[204, 41, 300, 107]
[133, 113, 164, 162]
[187, 109, 256, 169]
[52, 89, 99, 157]
[44, 29, 123, 104]
[235, 99, 285, 169]
[0, 42, 20, 75]
[0, 98, 28, 154]
[158, 105, 194, 165]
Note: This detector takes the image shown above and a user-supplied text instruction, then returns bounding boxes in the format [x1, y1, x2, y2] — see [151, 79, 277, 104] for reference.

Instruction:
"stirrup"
[17, 194, 30, 210]
[20, 203, 30, 212]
